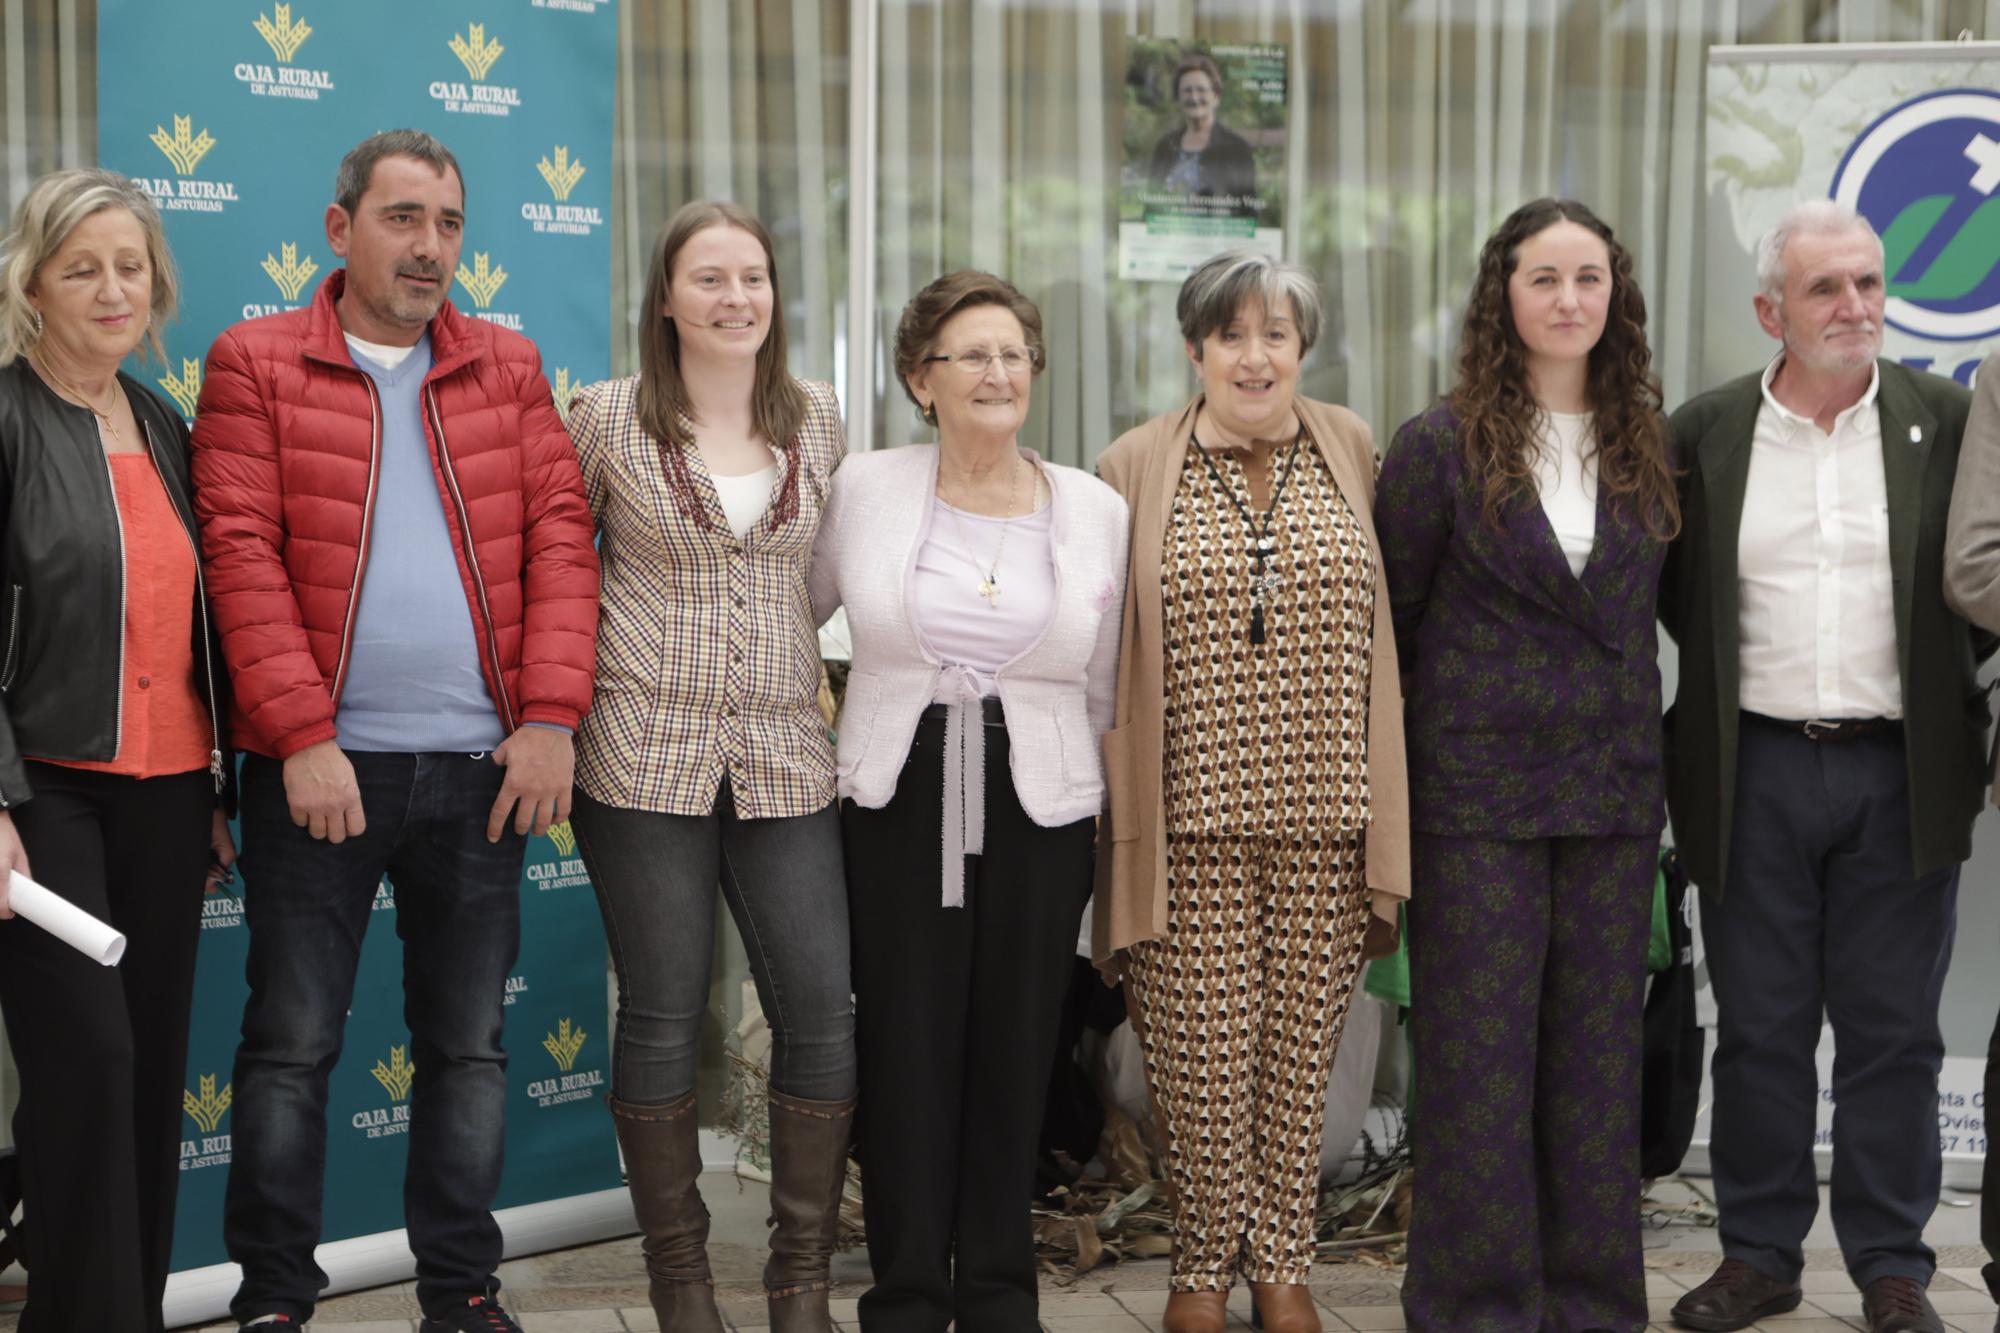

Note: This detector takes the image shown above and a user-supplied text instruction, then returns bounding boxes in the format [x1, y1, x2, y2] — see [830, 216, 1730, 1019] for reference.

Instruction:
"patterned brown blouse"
[1160, 434, 1375, 837]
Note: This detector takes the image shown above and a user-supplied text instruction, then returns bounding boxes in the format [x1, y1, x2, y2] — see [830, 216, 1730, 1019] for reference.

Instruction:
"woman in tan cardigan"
[1094, 251, 1409, 1333]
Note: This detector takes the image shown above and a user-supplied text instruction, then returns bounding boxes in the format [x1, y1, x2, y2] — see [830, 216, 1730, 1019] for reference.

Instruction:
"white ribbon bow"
[936, 665, 987, 908]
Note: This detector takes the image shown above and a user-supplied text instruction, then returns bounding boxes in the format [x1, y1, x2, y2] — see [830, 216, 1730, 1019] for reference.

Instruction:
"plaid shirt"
[568, 376, 843, 818]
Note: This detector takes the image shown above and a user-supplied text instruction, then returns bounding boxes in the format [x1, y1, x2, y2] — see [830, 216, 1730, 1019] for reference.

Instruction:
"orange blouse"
[43, 453, 214, 779]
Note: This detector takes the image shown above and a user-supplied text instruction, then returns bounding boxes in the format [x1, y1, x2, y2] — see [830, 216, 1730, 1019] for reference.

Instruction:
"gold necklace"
[940, 453, 1024, 607]
[35, 357, 125, 444]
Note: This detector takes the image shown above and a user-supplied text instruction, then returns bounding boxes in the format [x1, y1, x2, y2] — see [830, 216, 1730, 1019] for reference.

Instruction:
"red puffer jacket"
[191, 269, 599, 759]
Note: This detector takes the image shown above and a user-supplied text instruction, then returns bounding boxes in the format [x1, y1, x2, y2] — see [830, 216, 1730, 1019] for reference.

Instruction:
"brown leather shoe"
[1162, 1290, 1229, 1333]
[1861, 1276, 1943, 1333]
[1248, 1282, 1321, 1333]
[1669, 1258, 1803, 1331]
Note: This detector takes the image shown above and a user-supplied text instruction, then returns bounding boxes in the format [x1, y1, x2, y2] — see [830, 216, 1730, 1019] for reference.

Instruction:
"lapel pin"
[1910, 425, 1923, 444]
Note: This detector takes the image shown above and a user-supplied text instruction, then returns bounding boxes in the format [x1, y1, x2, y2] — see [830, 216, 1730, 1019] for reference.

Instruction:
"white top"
[1738, 354, 1900, 721]
[344, 333, 420, 369]
[710, 463, 778, 540]
[912, 496, 1056, 695]
[1532, 410, 1598, 577]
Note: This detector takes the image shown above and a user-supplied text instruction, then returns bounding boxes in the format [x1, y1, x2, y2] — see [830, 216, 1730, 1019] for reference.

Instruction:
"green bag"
[1363, 902, 1411, 1008]
[1647, 858, 1672, 973]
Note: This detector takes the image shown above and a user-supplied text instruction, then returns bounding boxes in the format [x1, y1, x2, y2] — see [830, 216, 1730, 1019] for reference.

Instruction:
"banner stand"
[163, 1189, 640, 1329]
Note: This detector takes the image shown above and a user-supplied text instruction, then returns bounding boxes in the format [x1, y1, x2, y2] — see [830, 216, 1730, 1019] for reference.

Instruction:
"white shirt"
[344, 333, 420, 369]
[710, 464, 777, 540]
[1737, 355, 1900, 721]
[1532, 410, 1598, 577]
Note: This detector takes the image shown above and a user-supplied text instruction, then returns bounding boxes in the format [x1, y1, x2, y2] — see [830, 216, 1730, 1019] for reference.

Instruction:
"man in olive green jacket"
[1659, 201, 1990, 1333]
[1942, 347, 2000, 1333]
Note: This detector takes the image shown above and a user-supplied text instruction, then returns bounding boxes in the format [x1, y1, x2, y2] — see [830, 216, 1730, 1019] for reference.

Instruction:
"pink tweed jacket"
[809, 443, 1128, 826]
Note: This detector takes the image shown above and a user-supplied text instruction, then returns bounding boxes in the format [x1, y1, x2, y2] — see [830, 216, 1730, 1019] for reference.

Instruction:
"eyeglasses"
[923, 346, 1038, 376]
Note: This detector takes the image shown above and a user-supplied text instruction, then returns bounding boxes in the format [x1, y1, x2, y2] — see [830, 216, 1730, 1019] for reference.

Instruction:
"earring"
[28, 308, 42, 341]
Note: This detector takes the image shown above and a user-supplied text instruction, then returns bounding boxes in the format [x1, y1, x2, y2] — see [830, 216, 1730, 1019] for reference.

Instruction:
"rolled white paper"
[6, 870, 126, 965]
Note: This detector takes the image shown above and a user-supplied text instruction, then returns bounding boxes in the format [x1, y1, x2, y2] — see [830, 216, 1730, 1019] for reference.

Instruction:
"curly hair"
[1448, 198, 1678, 540]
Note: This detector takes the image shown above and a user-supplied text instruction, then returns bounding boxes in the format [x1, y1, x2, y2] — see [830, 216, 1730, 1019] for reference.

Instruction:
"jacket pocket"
[0, 584, 22, 694]
[1100, 722, 1139, 841]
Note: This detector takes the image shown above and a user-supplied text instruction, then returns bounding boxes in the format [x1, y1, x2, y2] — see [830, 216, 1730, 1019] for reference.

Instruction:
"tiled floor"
[3, 1172, 1991, 1331]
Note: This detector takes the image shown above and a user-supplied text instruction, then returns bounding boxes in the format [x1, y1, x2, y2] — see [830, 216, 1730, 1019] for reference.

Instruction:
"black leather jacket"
[0, 359, 229, 808]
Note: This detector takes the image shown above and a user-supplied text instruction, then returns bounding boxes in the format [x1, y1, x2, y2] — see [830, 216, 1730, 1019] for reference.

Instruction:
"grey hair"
[1176, 249, 1324, 355]
[0, 167, 178, 368]
[333, 129, 465, 217]
[1756, 199, 1881, 305]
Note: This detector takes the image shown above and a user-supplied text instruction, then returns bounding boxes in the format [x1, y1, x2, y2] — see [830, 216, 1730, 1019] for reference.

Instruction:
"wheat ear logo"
[183, 1074, 232, 1134]
[371, 1044, 416, 1101]
[149, 115, 216, 176]
[261, 243, 319, 303]
[550, 369, 575, 426]
[450, 24, 505, 80]
[537, 147, 586, 202]
[543, 1018, 587, 1073]
[158, 358, 201, 419]
[455, 252, 509, 309]
[253, 3, 312, 61]
[546, 817, 576, 855]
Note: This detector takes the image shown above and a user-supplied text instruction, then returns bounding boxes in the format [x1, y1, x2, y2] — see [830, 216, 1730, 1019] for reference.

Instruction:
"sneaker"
[238, 1318, 303, 1331]
[419, 1295, 524, 1332]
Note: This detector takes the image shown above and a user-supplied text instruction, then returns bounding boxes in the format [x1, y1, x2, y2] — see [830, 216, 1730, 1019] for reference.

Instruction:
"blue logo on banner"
[1830, 88, 2000, 342]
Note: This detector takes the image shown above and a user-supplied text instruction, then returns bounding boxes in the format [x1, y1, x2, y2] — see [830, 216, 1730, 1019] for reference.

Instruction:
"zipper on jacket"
[328, 373, 384, 711]
[98, 447, 130, 759]
[143, 418, 227, 793]
[0, 583, 21, 694]
[424, 385, 518, 733]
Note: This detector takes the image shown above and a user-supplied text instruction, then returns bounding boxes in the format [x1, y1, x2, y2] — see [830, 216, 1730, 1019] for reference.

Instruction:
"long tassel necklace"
[1190, 423, 1304, 646]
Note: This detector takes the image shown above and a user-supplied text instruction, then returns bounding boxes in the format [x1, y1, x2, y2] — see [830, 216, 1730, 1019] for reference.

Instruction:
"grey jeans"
[571, 781, 856, 1104]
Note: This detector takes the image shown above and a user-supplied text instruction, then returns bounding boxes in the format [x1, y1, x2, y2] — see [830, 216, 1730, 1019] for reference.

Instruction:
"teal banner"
[94, 0, 622, 1275]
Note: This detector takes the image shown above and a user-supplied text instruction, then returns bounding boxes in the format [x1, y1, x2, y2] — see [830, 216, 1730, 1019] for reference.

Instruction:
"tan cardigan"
[1091, 394, 1411, 964]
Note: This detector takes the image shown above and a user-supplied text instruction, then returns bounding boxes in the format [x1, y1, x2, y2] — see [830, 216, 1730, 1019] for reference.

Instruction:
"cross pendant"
[978, 577, 1002, 606]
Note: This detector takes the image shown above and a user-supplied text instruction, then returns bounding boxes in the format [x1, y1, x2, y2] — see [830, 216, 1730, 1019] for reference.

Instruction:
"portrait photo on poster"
[1120, 37, 1288, 283]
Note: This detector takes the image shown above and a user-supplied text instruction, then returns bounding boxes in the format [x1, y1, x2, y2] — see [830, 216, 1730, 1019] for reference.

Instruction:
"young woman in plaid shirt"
[564, 202, 852, 1333]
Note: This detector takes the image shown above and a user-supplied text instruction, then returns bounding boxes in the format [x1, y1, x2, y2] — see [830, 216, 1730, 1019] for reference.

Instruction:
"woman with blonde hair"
[0, 166, 235, 1331]
[566, 200, 852, 1333]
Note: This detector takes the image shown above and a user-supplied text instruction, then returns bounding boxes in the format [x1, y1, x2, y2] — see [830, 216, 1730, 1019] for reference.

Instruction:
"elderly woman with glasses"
[810, 270, 1128, 1333]
[1094, 250, 1409, 1333]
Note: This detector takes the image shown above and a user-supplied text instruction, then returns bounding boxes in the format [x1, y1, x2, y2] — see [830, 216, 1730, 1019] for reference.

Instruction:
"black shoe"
[420, 1295, 525, 1332]
[1861, 1276, 1942, 1333]
[1670, 1258, 1803, 1331]
[238, 1317, 304, 1331]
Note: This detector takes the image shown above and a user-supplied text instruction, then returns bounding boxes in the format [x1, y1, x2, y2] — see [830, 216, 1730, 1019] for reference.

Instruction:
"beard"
[1787, 320, 1881, 374]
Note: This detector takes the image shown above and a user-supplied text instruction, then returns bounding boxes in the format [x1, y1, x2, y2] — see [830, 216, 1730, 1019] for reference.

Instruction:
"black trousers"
[1702, 716, 1957, 1290]
[843, 715, 1093, 1333]
[0, 762, 212, 1332]
[1983, 1007, 2000, 1300]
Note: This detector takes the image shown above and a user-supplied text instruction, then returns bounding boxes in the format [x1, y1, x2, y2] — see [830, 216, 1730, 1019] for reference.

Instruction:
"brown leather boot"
[609, 1093, 724, 1333]
[1249, 1281, 1321, 1333]
[764, 1090, 857, 1333]
[1162, 1289, 1230, 1333]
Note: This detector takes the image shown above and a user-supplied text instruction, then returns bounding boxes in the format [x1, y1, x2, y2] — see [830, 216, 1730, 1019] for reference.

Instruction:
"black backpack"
[1640, 849, 1705, 1179]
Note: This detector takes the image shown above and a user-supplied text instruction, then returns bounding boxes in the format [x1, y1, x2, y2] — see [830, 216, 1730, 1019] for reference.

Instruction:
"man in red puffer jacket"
[190, 130, 598, 1333]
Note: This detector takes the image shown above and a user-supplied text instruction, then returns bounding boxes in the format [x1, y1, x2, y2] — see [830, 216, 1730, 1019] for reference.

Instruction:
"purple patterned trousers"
[1400, 833, 1656, 1333]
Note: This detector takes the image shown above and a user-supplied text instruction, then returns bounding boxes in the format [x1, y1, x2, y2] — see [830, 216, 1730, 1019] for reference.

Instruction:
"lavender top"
[911, 496, 1055, 695]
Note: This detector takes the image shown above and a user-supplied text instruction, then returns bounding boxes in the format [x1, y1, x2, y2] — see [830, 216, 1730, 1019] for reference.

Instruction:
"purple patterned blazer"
[1375, 402, 1668, 840]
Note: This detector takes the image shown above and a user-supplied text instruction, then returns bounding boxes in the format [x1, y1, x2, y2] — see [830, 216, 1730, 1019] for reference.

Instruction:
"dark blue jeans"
[224, 750, 526, 1323]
